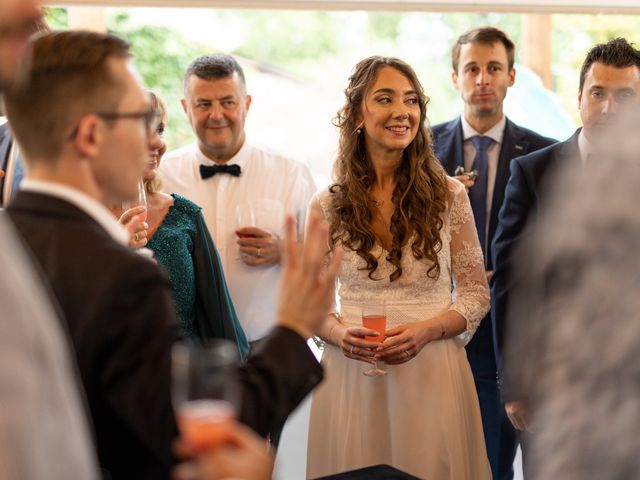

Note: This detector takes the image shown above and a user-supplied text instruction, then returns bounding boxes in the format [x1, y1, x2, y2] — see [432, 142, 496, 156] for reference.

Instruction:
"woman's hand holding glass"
[120, 179, 149, 248]
[119, 205, 148, 248]
[338, 325, 382, 364]
[375, 320, 438, 365]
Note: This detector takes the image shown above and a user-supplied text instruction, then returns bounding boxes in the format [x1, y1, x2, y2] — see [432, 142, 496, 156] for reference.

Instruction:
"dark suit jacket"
[7, 191, 179, 479]
[490, 130, 581, 374]
[239, 326, 323, 437]
[7, 191, 324, 477]
[432, 117, 556, 357]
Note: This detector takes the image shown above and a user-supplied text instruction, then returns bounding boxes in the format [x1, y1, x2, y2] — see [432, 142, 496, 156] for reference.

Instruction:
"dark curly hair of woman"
[328, 56, 449, 282]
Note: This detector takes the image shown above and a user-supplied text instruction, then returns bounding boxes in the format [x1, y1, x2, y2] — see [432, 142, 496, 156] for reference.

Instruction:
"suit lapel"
[433, 118, 465, 175]
[10, 191, 110, 238]
[555, 129, 581, 167]
[489, 119, 530, 243]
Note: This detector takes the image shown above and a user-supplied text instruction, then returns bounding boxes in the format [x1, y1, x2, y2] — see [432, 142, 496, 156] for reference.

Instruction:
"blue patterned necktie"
[468, 135, 495, 257]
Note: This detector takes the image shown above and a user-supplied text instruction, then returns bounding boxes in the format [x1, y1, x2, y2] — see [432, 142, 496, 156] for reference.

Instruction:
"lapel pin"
[454, 166, 478, 181]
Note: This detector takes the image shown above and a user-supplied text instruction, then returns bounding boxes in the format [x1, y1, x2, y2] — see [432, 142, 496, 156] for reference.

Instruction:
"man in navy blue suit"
[491, 37, 640, 476]
[431, 26, 555, 480]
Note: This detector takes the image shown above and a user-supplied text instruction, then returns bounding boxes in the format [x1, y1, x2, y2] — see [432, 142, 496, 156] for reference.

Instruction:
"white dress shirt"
[160, 140, 316, 341]
[461, 115, 506, 244]
[577, 128, 592, 166]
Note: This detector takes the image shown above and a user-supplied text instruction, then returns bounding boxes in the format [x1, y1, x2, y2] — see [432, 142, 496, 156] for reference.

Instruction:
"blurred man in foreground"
[0, 1, 100, 479]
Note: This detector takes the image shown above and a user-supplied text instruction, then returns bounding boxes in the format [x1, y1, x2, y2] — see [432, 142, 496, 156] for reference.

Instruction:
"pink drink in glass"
[362, 301, 388, 377]
[362, 315, 386, 343]
[178, 399, 235, 451]
[136, 210, 148, 223]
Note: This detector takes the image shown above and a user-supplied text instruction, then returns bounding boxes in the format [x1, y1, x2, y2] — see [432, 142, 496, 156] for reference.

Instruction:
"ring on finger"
[257, 247, 262, 258]
[350, 345, 354, 354]
[404, 351, 410, 359]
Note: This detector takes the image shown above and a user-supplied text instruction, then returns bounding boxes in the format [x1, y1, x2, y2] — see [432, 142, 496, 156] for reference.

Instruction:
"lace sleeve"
[447, 179, 490, 343]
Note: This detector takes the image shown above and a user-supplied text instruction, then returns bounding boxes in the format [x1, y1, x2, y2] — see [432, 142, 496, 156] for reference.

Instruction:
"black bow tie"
[199, 164, 242, 179]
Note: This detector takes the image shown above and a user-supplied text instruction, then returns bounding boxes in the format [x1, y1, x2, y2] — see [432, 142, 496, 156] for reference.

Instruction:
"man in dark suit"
[491, 37, 640, 475]
[431, 26, 555, 480]
[3, 30, 340, 479]
[0, 2, 101, 478]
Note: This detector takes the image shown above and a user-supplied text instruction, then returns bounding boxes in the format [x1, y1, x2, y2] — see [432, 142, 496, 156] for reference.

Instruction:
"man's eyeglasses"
[68, 109, 162, 140]
[96, 109, 161, 137]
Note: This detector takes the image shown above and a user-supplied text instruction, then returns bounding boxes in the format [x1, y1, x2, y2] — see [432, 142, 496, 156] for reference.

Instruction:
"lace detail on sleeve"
[315, 190, 332, 222]
[447, 180, 490, 342]
[449, 179, 474, 235]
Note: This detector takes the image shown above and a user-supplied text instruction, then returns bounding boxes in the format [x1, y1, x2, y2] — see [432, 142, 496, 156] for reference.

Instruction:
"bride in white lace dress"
[306, 57, 491, 479]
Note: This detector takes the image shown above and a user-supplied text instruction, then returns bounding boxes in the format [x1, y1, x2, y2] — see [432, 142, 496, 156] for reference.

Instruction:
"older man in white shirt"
[161, 54, 316, 342]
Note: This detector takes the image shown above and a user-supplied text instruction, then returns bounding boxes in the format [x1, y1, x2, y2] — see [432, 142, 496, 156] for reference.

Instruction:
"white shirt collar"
[195, 139, 251, 170]
[461, 115, 506, 145]
[20, 179, 129, 245]
[577, 128, 592, 165]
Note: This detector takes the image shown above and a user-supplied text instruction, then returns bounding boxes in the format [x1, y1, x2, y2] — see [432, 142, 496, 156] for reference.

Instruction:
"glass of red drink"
[235, 204, 256, 239]
[171, 340, 241, 452]
[362, 300, 387, 377]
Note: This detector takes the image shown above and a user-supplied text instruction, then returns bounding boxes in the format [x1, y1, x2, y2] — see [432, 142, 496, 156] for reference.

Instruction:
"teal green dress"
[148, 194, 249, 359]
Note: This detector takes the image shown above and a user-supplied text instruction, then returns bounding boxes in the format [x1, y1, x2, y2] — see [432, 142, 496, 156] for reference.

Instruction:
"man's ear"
[578, 90, 583, 111]
[245, 94, 252, 113]
[451, 70, 459, 90]
[508, 68, 516, 87]
[180, 98, 188, 115]
[73, 115, 101, 159]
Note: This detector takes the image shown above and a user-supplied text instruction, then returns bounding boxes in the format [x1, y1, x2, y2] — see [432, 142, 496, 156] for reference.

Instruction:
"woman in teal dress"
[119, 92, 249, 358]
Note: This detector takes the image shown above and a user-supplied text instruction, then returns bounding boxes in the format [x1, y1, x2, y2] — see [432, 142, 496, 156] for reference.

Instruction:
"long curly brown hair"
[328, 56, 448, 282]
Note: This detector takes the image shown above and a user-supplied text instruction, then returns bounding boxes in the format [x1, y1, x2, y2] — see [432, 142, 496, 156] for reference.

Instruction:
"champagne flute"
[171, 340, 241, 452]
[122, 179, 148, 222]
[362, 300, 387, 377]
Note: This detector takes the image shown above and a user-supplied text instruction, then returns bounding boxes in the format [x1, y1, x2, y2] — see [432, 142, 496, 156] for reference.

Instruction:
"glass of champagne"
[362, 300, 387, 377]
[122, 179, 148, 222]
[171, 340, 241, 452]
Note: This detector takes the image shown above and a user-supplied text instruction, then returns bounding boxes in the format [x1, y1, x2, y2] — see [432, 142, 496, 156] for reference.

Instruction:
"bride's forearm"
[318, 312, 346, 346]
[422, 310, 467, 341]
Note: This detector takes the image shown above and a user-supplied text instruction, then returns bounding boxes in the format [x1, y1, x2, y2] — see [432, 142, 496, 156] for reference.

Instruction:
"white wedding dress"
[307, 179, 492, 479]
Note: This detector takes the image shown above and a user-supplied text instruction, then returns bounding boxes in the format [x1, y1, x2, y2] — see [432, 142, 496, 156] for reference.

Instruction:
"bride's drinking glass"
[362, 301, 387, 377]
[171, 340, 241, 452]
